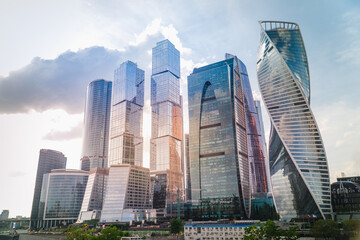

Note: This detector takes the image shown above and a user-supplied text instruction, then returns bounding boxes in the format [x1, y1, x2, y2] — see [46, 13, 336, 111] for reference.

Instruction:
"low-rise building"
[331, 176, 360, 221]
[184, 222, 256, 240]
[37, 169, 89, 228]
[101, 165, 154, 222]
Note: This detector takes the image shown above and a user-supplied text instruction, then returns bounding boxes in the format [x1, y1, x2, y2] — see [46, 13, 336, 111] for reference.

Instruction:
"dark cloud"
[0, 33, 166, 114]
[43, 121, 83, 141]
[0, 46, 123, 114]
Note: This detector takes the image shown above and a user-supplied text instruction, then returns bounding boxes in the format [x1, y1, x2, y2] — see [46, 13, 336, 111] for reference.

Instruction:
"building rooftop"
[185, 222, 256, 228]
[259, 21, 299, 31]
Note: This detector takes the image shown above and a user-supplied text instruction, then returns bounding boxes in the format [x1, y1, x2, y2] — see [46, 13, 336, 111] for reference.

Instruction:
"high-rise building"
[100, 60, 150, 222]
[100, 165, 154, 222]
[185, 134, 191, 201]
[187, 55, 252, 220]
[108, 61, 144, 166]
[81, 79, 112, 171]
[78, 168, 109, 222]
[256, 21, 332, 221]
[233, 53, 268, 199]
[37, 169, 88, 228]
[0, 210, 9, 220]
[254, 100, 271, 192]
[30, 149, 67, 229]
[150, 40, 184, 217]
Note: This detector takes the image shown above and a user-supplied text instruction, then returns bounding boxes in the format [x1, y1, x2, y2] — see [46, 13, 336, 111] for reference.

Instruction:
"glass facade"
[37, 169, 88, 228]
[256, 21, 332, 221]
[254, 100, 272, 192]
[30, 149, 67, 229]
[100, 165, 152, 222]
[185, 134, 191, 201]
[109, 61, 144, 166]
[187, 55, 252, 220]
[78, 168, 109, 221]
[150, 40, 184, 213]
[331, 180, 360, 215]
[229, 54, 269, 198]
[81, 79, 112, 171]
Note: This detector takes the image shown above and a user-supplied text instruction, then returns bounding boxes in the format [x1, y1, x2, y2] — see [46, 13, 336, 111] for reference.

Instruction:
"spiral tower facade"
[256, 21, 332, 221]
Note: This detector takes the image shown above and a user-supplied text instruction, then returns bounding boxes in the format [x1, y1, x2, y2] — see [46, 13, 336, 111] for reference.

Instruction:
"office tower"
[37, 169, 88, 228]
[108, 61, 144, 166]
[150, 40, 184, 216]
[0, 210, 9, 220]
[81, 79, 112, 171]
[100, 165, 154, 222]
[331, 176, 360, 220]
[185, 134, 191, 201]
[254, 100, 272, 193]
[30, 149, 67, 229]
[100, 61, 150, 222]
[187, 55, 252, 220]
[231, 53, 269, 198]
[257, 21, 331, 221]
[78, 168, 109, 222]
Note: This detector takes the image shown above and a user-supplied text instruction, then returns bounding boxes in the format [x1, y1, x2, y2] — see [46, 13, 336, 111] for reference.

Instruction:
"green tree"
[65, 226, 96, 240]
[65, 226, 129, 240]
[311, 219, 340, 240]
[244, 220, 299, 240]
[96, 226, 129, 240]
[343, 220, 360, 240]
[169, 218, 184, 234]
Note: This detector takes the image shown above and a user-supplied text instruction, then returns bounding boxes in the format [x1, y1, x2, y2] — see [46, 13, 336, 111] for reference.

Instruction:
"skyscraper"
[150, 40, 184, 217]
[235, 53, 268, 198]
[187, 55, 252, 220]
[100, 60, 151, 222]
[108, 61, 144, 166]
[185, 134, 191, 201]
[30, 149, 67, 229]
[81, 79, 112, 171]
[256, 21, 332, 221]
[254, 100, 272, 193]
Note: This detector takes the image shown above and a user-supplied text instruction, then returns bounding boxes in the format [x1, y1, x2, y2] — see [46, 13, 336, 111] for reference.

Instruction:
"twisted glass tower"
[256, 21, 331, 221]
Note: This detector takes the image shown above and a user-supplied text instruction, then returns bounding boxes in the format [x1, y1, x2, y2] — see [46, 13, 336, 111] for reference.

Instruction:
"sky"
[0, 0, 359, 218]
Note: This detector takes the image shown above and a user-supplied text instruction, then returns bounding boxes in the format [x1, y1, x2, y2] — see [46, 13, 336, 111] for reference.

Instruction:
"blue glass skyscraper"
[257, 21, 332, 221]
[187, 55, 253, 220]
[81, 79, 112, 171]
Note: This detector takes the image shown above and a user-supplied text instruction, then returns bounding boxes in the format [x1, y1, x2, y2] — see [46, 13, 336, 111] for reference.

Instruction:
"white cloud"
[130, 18, 191, 55]
[314, 101, 360, 182]
[336, 10, 360, 65]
